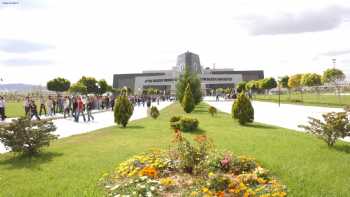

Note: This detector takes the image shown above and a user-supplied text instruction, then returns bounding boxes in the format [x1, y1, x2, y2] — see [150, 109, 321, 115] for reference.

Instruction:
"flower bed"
[101, 133, 287, 196]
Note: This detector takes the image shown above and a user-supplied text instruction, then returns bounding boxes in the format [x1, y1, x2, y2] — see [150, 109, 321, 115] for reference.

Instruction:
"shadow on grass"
[333, 144, 350, 154]
[126, 125, 145, 129]
[184, 128, 206, 135]
[244, 123, 277, 130]
[0, 151, 63, 170]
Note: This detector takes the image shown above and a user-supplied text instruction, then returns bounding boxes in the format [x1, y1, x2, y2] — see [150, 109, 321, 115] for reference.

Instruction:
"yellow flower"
[202, 187, 209, 193]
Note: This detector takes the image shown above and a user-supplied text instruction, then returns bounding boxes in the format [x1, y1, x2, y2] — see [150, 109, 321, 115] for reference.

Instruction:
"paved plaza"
[0, 101, 173, 154]
[204, 96, 350, 142]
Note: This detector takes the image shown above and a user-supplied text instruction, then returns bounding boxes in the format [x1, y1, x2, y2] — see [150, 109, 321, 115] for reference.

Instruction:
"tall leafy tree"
[98, 79, 109, 95]
[288, 74, 303, 100]
[176, 65, 202, 105]
[259, 77, 277, 91]
[301, 73, 322, 87]
[78, 76, 98, 94]
[181, 83, 195, 113]
[278, 76, 289, 88]
[322, 68, 345, 85]
[47, 77, 71, 93]
[69, 83, 87, 95]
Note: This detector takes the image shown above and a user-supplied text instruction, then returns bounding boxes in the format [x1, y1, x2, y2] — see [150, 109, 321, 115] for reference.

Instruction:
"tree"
[47, 77, 71, 93]
[301, 73, 322, 87]
[69, 83, 87, 95]
[299, 112, 350, 147]
[176, 65, 202, 105]
[322, 68, 345, 85]
[114, 89, 134, 127]
[181, 83, 195, 113]
[278, 76, 289, 88]
[246, 80, 259, 92]
[98, 79, 109, 95]
[288, 74, 302, 89]
[236, 81, 247, 93]
[232, 93, 254, 125]
[0, 118, 57, 155]
[216, 88, 224, 95]
[78, 76, 98, 94]
[259, 77, 277, 92]
[288, 74, 303, 101]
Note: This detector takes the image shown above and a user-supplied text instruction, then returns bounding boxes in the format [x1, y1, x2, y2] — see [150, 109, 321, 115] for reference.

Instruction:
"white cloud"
[0, 0, 350, 84]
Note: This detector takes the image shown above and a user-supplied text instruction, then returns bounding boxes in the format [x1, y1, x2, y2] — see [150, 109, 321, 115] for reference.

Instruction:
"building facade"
[113, 51, 264, 95]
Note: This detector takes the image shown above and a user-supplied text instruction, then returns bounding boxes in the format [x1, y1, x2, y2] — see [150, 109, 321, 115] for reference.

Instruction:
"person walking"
[30, 100, 40, 120]
[24, 96, 30, 117]
[75, 97, 86, 122]
[47, 96, 53, 116]
[63, 96, 70, 118]
[39, 96, 47, 116]
[146, 98, 151, 116]
[0, 96, 6, 121]
[86, 97, 94, 122]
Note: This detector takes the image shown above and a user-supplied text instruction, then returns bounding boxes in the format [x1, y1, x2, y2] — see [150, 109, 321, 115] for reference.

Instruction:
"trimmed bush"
[0, 117, 58, 155]
[179, 117, 199, 132]
[208, 106, 217, 117]
[170, 116, 181, 130]
[181, 83, 195, 113]
[232, 93, 254, 125]
[170, 116, 199, 132]
[150, 106, 160, 119]
[114, 94, 134, 128]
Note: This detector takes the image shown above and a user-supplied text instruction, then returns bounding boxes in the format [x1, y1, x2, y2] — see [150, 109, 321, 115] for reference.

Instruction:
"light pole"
[332, 58, 336, 69]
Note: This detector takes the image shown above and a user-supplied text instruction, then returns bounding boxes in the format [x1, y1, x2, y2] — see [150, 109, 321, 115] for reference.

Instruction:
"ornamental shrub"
[181, 83, 195, 113]
[208, 106, 217, 117]
[180, 117, 199, 132]
[169, 116, 199, 132]
[232, 93, 254, 125]
[114, 94, 134, 128]
[170, 116, 181, 130]
[299, 112, 350, 147]
[150, 106, 160, 119]
[0, 117, 58, 155]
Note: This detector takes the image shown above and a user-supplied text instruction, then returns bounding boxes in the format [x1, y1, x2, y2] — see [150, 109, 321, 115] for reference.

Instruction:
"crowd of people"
[0, 95, 116, 122]
[0, 94, 174, 122]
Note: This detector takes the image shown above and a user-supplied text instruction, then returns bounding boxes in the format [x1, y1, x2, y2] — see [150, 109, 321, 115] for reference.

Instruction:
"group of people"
[0, 94, 116, 122]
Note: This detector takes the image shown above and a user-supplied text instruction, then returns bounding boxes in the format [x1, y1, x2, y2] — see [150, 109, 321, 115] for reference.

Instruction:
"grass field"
[5, 102, 25, 118]
[1, 103, 350, 196]
[254, 92, 350, 107]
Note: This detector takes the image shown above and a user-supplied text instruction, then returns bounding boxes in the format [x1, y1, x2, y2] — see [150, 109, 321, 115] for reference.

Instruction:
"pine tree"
[181, 83, 195, 113]
[232, 92, 254, 125]
[114, 90, 134, 127]
[176, 65, 202, 105]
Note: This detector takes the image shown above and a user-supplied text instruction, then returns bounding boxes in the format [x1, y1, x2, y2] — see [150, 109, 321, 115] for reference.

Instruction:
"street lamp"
[332, 58, 336, 69]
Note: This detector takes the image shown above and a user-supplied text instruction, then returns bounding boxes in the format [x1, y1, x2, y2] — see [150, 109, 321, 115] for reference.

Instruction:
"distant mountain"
[0, 83, 47, 92]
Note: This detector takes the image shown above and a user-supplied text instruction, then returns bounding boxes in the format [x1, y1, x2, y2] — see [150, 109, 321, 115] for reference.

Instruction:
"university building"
[113, 51, 264, 95]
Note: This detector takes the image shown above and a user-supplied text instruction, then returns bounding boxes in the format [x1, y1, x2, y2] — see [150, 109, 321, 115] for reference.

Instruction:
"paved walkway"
[204, 96, 350, 142]
[0, 101, 173, 154]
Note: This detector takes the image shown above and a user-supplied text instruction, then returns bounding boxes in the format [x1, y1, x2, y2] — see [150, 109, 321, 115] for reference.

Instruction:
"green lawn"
[1, 103, 350, 197]
[5, 102, 25, 118]
[254, 93, 350, 107]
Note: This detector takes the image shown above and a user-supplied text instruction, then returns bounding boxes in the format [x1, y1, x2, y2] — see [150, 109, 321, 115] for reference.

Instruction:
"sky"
[0, 0, 350, 85]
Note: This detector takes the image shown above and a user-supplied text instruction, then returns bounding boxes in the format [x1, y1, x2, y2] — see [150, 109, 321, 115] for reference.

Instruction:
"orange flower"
[139, 166, 157, 177]
[216, 191, 225, 197]
[194, 135, 207, 143]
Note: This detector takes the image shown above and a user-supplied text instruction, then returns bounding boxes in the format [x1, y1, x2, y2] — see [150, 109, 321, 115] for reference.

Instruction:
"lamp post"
[332, 58, 336, 69]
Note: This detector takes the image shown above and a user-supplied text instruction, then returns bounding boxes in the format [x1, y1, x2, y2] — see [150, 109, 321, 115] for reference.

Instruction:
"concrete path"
[0, 101, 173, 154]
[204, 96, 350, 142]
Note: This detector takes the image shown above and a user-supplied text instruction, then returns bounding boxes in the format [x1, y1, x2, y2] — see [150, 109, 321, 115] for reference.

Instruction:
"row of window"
[144, 77, 233, 83]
